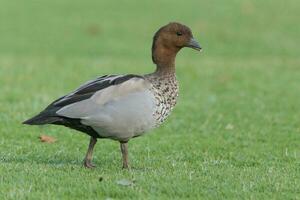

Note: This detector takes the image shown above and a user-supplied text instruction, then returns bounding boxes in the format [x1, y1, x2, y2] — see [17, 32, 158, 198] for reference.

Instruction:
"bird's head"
[152, 22, 201, 65]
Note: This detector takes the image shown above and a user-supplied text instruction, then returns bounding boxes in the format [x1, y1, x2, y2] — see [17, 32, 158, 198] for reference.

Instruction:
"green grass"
[0, 0, 300, 199]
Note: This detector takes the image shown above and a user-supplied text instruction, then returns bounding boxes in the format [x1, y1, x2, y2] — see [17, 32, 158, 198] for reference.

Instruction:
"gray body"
[24, 74, 178, 142]
[57, 77, 158, 141]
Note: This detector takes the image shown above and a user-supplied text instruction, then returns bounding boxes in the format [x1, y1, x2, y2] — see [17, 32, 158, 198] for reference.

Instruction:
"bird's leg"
[83, 137, 97, 168]
[120, 141, 129, 169]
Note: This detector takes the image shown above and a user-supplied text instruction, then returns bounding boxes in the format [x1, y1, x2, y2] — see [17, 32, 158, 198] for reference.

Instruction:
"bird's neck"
[152, 43, 179, 76]
[155, 64, 175, 76]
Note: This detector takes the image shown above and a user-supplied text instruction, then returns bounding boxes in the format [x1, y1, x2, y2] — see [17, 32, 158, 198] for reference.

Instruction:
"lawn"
[0, 0, 300, 199]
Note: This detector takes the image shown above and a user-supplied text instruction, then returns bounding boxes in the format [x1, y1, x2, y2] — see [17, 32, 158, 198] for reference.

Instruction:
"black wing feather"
[52, 74, 142, 107]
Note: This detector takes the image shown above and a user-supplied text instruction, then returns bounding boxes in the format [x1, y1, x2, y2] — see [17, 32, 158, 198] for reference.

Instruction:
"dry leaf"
[39, 135, 56, 143]
[86, 25, 101, 36]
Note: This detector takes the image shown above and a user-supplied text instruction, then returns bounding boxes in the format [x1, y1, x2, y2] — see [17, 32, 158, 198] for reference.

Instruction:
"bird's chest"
[150, 77, 179, 125]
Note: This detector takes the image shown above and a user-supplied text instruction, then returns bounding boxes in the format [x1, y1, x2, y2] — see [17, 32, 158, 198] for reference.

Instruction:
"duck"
[23, 22, 202, 169]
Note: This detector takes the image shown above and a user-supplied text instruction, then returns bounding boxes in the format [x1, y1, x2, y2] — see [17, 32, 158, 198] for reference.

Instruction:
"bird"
[23, 22, 201, 169]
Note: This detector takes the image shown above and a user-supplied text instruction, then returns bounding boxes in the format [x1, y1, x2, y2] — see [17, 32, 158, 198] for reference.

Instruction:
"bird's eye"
[176, 31, 183, 36]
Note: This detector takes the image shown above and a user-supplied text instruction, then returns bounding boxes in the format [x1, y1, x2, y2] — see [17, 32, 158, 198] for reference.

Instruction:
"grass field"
[1, 0, 300, 199]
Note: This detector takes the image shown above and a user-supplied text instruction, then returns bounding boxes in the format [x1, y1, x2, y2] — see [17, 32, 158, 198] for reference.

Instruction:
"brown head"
[152, 22, 201, 73]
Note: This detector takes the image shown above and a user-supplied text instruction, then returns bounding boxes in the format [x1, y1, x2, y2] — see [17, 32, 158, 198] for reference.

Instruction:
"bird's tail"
[23, 113, 59, 125]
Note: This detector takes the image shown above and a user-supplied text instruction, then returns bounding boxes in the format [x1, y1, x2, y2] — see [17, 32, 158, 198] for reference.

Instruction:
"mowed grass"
[0, 0, 300, 199]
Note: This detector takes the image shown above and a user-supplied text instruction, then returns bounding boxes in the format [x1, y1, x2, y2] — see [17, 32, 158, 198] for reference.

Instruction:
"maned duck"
[23, 22, 201, 169]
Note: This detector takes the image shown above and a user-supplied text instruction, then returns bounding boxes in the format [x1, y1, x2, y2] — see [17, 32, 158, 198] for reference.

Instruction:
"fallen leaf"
[116, 179, 134, 186]
[86, 25, 101, 36]
[39, 135, 56, 143]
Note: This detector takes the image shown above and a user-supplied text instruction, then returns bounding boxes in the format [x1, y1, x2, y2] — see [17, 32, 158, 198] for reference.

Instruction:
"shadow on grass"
[0, 155, 84, 167]
[1, 155, 157, 172]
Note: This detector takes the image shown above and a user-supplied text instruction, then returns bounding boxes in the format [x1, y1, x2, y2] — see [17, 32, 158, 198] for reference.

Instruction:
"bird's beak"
[187, 38, 202, 51]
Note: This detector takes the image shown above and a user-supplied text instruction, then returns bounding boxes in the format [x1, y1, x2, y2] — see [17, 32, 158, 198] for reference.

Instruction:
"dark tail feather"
[23, 112, 99, 138]
[23, 113, 60, 125]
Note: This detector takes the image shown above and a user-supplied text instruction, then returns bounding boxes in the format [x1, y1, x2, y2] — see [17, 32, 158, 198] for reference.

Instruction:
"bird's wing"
[48, 75, 134, 107]
[51, 74, 152, 119]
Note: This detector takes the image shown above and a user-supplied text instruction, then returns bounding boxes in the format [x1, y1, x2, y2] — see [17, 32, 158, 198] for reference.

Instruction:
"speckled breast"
[146, 75, 179, 126]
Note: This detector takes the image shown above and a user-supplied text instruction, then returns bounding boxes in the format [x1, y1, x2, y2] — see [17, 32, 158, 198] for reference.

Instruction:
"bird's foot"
[122, 164, 130, 170]
[83, 160, 96, 169]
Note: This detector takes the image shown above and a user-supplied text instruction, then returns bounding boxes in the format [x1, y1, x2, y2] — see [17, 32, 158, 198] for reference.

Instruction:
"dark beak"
[187, 38, 202, 51]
